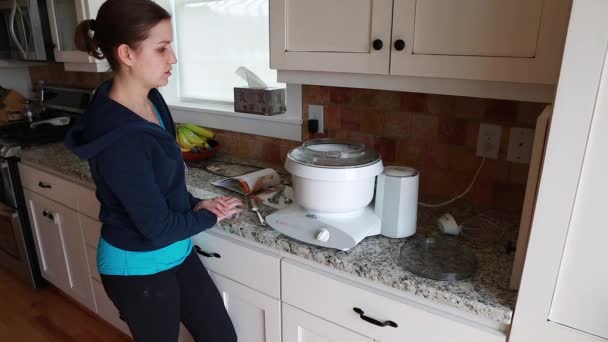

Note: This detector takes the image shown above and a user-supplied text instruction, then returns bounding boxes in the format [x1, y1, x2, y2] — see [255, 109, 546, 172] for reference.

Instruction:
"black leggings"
[100, 249, 237, 342]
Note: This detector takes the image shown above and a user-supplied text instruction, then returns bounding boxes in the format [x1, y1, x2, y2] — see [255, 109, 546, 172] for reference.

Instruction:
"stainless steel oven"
[0, 155, 44, 287]
[0, 0, 53, 61]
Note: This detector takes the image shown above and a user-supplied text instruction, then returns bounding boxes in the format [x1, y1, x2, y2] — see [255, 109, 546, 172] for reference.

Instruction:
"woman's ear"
[115, 44, 135, 67]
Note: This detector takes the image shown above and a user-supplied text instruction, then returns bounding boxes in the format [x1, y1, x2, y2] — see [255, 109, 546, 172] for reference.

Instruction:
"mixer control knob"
[315, 229, 330, 242]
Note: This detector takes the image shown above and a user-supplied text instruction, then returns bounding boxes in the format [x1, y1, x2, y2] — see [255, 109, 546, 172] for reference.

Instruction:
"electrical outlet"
[507, 127, 534, 163]
[476, 123, 502, 159]
[308, 104, 324, 133]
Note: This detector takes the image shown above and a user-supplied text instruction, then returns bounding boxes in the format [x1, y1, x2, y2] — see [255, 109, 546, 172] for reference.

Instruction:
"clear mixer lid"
[287, 138, 381, 168]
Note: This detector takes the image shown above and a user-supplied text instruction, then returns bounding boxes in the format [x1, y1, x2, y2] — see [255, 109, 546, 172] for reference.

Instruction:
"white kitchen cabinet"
[282, 260, 504, 342]
[389, 0, 570, 84]
[46, 0, 108, 71]
[210, 271, 282, 342]
[270, 0, 393, 74]
[509, 0, 608, 341]
[23, 188, 95, 312]
[192, 230, 282, 341]
[270, 0, 571, 84]
[283, 303, 373, 342]
[192, 230, 281, 298]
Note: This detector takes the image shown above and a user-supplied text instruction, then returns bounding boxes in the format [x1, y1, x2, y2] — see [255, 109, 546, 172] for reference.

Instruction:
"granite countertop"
[19, 143, 519, 328]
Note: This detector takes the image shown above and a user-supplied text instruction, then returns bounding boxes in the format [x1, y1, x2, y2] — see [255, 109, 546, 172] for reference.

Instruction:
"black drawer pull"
[38, 181, 52, 189]
[353, 307, 398, 328]
[42, 210, 54, 221]
[194, 245, 221, 258]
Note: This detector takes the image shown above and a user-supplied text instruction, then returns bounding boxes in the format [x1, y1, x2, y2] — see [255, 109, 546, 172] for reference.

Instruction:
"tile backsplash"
[29, 64, 546, 212]
[300, 86, 547, 212]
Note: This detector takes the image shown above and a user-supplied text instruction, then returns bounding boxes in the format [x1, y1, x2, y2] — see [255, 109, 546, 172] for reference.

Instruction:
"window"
[174, 0, 282, 104]
[157, 0, 301, 141]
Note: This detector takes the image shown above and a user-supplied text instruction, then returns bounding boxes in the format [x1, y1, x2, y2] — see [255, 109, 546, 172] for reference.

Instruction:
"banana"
[182, 124, 215, 139]
[180, 127, 206, 145]
[177, 129, 197, 149]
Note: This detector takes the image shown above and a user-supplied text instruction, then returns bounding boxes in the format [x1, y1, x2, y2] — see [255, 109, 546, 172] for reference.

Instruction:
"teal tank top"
[97, 105, 193, 276]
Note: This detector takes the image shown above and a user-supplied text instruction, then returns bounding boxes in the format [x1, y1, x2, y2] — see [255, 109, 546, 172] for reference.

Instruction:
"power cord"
[418, 157, 486, 208]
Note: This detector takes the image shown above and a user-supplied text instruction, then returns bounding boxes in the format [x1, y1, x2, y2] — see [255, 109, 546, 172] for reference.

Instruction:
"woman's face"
[130, 19, 177, 88]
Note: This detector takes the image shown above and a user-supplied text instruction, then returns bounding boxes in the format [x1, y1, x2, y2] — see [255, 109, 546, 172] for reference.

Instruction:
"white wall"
[0, 67, 32, 98]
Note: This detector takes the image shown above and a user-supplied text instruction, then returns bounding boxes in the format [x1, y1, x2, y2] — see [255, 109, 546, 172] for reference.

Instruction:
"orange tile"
[325, 104, 341, 130]
[329, 87, 352, 104]
[373, 137, 396, 162]
[340, 107, 362, 130]
[360, 111, 385, 136]
[410, 113, 438, 144]
[400, 92, 426, 112]
[485, 99, 518, 123]
[383, 111, 412, 138]
[438, 117, 467, 145]
[508, 163, 531, 185]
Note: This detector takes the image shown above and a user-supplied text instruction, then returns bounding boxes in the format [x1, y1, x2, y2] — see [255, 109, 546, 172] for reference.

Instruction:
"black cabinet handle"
[38, 181, 52, 189]
[353, 307, 398, 328]
[394, 39, 406, 51]
[42, 210, 54, 221]
[194, 245, 221, 258]
[372, 39, 383, 51]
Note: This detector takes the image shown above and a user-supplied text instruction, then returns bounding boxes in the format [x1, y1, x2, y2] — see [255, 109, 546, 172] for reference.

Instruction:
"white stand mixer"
[266, 139, 418, 251]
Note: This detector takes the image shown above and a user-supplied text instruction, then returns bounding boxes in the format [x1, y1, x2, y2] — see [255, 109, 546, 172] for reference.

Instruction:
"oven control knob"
[315, 229, 330, 242]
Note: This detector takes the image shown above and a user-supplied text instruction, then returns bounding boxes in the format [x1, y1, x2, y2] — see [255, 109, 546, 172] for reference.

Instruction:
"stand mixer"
[266, 139, 418, 251]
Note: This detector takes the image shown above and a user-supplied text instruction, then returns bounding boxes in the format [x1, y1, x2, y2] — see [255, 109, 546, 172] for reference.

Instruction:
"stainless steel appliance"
[0, 84, 92, 287]
[0, 0, 53, 61]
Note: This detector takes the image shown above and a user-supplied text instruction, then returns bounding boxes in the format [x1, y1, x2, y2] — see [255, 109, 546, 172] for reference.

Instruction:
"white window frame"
[156, 0, 302, 141]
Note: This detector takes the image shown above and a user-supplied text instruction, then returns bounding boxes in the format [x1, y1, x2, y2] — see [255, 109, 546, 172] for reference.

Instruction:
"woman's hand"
[194, 196, 243, 222]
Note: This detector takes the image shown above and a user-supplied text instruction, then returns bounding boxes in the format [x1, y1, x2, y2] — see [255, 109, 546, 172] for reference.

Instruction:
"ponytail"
[74, 19, 103, 59]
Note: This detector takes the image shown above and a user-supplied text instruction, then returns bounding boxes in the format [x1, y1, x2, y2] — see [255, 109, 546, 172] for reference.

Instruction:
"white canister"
[374, 166, 419, 238]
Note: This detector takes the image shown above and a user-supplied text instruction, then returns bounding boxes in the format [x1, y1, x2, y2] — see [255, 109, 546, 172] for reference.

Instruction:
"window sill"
[164, 84, 303, 141]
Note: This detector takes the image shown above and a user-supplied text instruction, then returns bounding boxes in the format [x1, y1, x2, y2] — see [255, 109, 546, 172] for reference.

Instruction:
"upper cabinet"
[46, 0, 108, 72]
[270, 0, 572, 85]
[270, 0, 393, 74]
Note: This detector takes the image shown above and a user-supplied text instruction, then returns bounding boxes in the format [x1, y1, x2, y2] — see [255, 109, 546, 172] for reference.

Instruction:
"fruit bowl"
[182, 139, 219, 161]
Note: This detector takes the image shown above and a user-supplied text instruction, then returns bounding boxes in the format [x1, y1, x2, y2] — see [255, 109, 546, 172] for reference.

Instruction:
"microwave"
[0, 0, 53, 61]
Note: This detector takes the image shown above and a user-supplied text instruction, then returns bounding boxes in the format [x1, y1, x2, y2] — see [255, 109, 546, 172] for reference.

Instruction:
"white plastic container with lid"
[286, 139, 383, 214]
[374, 166, 419, 238]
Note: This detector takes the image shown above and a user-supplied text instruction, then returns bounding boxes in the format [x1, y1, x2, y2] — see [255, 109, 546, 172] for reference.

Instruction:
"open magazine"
[211, 168, 281, 195]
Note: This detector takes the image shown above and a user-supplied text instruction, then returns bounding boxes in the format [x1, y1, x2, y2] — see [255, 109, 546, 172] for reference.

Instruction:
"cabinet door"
[209, 271, 281, 342]
[24, 189, 70, 290]
[24, 190, 95, 311]
[283, 304, 373, 342]
[270, 0, 393, 74]
[46, 0, 104, 64]
[390, 0, 572, 84]
[509, 0, 608, 341]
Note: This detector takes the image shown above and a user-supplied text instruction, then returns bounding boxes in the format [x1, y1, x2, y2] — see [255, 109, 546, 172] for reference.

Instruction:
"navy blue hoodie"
[65, 80, 217, 251]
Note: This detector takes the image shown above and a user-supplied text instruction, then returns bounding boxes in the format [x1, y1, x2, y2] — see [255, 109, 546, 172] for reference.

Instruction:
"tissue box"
[234, 87, 286, 116]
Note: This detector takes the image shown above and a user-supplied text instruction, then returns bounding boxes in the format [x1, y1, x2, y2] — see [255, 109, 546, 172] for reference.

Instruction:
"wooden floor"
[0, 269, 130, 341]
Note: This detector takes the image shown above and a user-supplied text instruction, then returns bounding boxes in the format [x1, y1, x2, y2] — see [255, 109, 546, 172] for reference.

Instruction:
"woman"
[65, 1, 241, 341]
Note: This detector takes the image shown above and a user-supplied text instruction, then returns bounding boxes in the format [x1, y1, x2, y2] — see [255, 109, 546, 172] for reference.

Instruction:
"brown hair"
[74, 0, 171, 70]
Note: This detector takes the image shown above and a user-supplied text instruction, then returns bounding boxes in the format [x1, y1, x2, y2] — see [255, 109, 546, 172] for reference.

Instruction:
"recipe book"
[211, 168, 281, 195]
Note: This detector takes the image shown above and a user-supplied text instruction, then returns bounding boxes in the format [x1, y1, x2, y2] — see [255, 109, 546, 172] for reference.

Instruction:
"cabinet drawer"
[19, 163, 80, 210]
[191, 230, 281, 299]
[281, 260, 505, 342]
[283, 303, 373, 342]
[92, 279, 130, 336]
